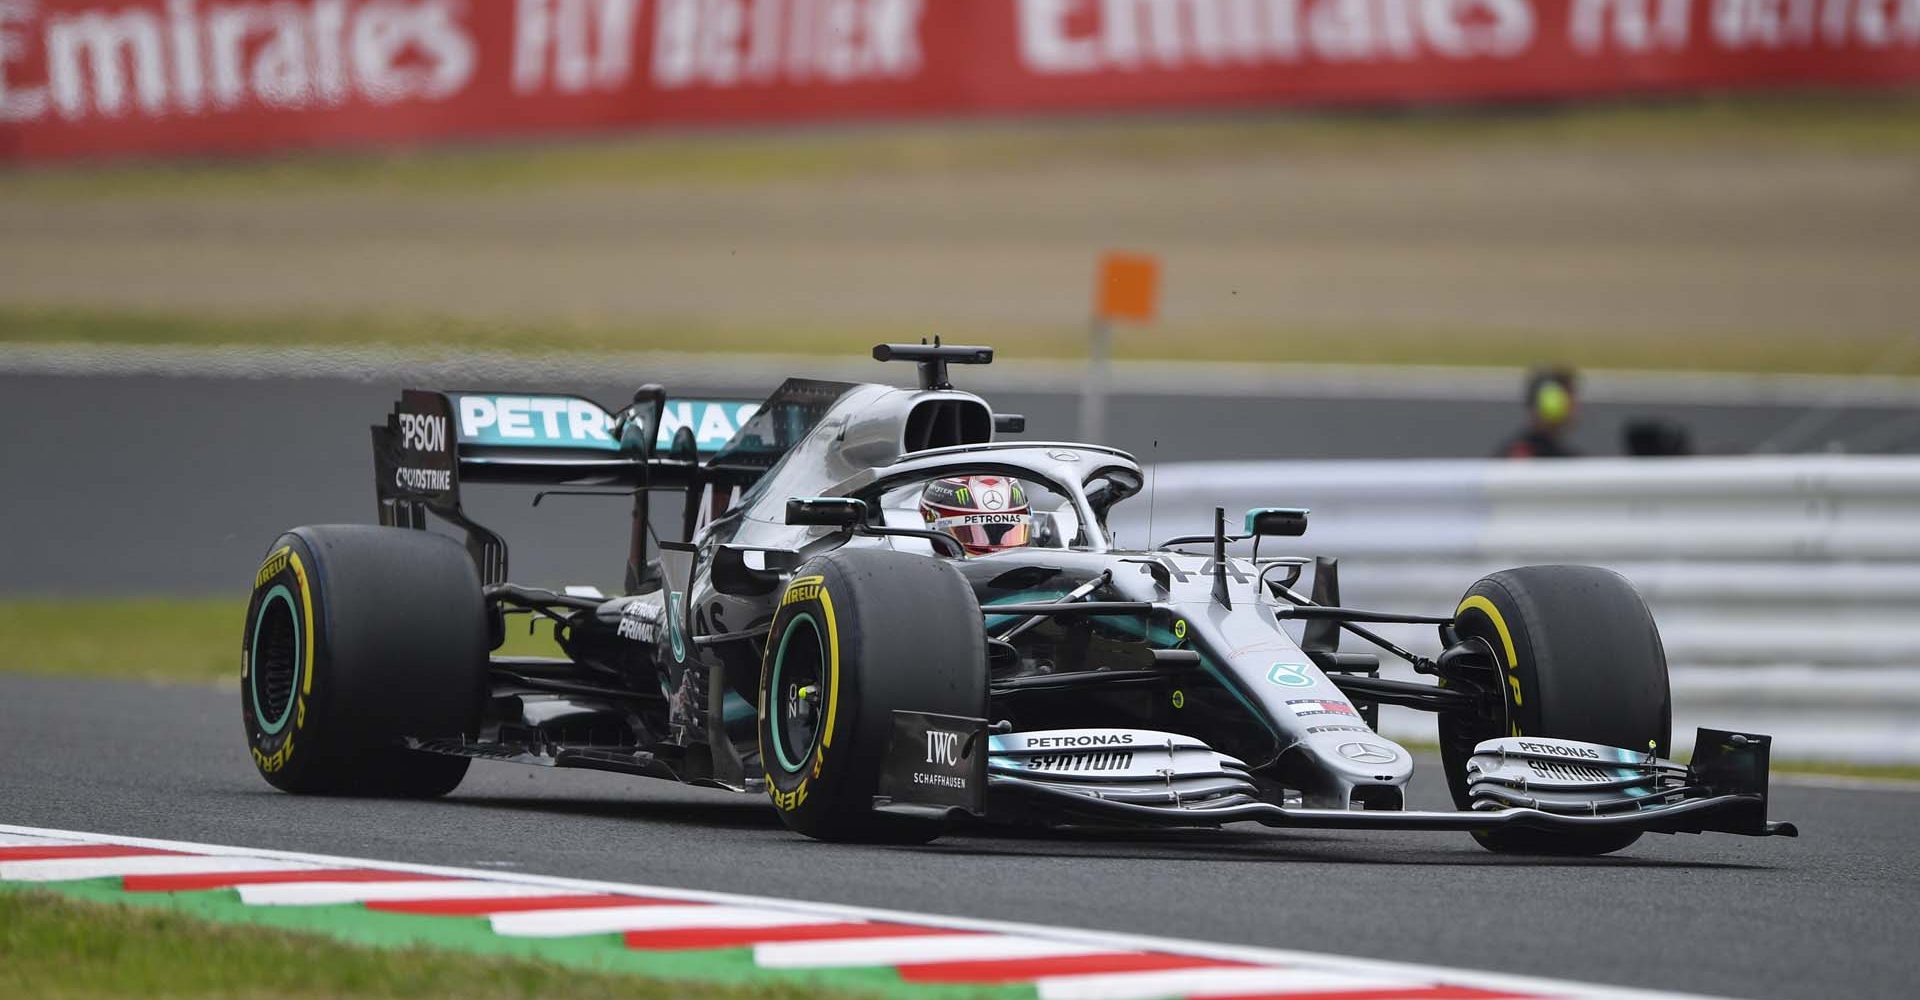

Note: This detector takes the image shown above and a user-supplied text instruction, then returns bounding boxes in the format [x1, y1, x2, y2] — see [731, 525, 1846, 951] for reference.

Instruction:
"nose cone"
[1320, 733, 1413, 779]
[1304, 731, 1415, 788]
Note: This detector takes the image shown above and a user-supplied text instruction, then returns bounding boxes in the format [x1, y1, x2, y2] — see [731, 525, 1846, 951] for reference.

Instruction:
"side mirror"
[1246, 507, 1309, 537]
[786, 496, 868, 528]
[616, 384, 667, 458]
[666, 425, 698, 463]
[994, 412, 1027, 434]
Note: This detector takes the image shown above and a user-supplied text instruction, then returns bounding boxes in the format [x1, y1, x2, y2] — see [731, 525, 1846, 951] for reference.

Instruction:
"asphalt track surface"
[1, 673, 1910, 1000]
[5, 368, 1917, 595]
[4, 363, 1913, 998]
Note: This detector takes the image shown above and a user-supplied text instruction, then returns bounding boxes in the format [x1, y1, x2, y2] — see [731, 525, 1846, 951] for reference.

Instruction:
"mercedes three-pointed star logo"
[1338, 742, 1398, 765]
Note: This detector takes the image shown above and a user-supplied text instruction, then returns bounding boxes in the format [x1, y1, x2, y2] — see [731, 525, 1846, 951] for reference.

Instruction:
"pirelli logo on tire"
[781, 575, 825, 607]
[761, 572, 841, 816]
[254, 549, 290, 589]
[767, 776, 809, 812]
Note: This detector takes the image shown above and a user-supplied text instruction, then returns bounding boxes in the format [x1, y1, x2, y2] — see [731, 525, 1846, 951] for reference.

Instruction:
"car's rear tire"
[1439, 564, 1671, 856]
[757, 547, 987, 843]
[242, 525, 485, 797]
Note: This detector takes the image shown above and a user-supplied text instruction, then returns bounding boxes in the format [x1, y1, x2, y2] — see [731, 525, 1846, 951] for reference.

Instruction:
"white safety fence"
[1111, 457, 1920, 764]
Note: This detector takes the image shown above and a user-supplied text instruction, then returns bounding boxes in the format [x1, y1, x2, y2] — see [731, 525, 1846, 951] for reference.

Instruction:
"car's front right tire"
[1439, 564, 1672, 856]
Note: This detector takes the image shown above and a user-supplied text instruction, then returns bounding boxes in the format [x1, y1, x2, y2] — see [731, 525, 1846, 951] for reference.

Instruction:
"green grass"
[6, 92, 1920, 201]
[0, 598, 563, 686]
[6, 304, 1915, 376]
[0, 599, 247, 685]
[0, 890, 872, 1000]
[1770, 758, 1920, 782]
[4, 597, 1917, 781]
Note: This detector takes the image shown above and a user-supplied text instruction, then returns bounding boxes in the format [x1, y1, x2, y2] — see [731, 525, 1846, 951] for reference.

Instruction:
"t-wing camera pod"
[872, 339, 993, 390]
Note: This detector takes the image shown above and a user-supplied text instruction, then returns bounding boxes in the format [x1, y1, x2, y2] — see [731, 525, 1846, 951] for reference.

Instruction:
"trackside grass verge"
[3, 598, 1916, 781]
[5, 304, 1917, 377]
[0, 888, 882, 1000]
[0, 598, 562, 686]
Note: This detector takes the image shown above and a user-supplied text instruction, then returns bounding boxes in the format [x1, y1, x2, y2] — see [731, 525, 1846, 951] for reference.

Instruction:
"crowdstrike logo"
[393, 466, 451, 492]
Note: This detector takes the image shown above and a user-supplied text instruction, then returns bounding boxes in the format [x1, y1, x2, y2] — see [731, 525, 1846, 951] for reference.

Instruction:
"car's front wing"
[875, 716, 1797, 840]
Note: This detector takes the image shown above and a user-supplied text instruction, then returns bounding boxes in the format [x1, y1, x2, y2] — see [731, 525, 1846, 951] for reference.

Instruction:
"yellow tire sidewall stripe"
[818, 586, 840, 750]
[1456, 594, 1524, 713]
[289, 550, 315, 698]
[248, 545, 317, 774]
[762, 577, 844, 809]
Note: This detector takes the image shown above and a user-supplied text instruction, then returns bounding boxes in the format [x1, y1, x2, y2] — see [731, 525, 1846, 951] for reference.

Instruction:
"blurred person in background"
[1496, 367, 1581, 459]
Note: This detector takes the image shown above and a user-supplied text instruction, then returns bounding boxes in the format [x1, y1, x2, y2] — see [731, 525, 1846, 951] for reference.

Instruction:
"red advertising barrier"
[4, 1, 1919, 163]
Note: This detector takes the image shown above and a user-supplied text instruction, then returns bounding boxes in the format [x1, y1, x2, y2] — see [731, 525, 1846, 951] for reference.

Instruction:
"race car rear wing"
[372, 388, 762, 587]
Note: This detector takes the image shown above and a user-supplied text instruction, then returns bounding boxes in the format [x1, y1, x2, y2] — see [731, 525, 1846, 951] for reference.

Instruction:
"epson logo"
[925, 729, 964, 767]
[399, 413, 446, 453]
[1025, 733, 1135, 749]
[1518, 741, 1602, 760]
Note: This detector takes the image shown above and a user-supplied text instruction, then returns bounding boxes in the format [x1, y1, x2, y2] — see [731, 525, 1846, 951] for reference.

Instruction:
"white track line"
[238, 880, 564, 906]
[0, 856, 319, 882]
[755, 934, 1114, 969]
[0, 834, 84, 848]
[1037, 967, 1410, 1000]
[0, 823, 1722, 1000]
[492, 905, 845, 938]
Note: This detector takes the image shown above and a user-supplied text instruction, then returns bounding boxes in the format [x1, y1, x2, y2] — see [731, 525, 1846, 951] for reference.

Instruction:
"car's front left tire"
[756, 547, 988, 843]
[242, 525, 485, 797]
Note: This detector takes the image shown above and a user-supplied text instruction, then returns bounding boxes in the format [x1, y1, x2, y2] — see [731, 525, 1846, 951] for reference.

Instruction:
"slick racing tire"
[1439, 565, 1672, 856]
[242, 525, 486, 797]
[757, 547, 988, 844]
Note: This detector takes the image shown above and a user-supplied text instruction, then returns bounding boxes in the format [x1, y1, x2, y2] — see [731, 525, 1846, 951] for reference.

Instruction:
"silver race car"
[241, 343, 1796, 854]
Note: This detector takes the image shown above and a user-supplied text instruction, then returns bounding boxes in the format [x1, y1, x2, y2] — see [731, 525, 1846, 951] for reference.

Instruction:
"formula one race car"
[242, 344, 1796, 854]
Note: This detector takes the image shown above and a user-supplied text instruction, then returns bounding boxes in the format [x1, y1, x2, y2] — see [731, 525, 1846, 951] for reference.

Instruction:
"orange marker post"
[1096, 252, 1160, 325]
[1084, 252, 1161, 442]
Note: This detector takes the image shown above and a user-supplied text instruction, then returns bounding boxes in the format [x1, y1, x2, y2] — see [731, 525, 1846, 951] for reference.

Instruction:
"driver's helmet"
[919, 476, 1031, 555]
